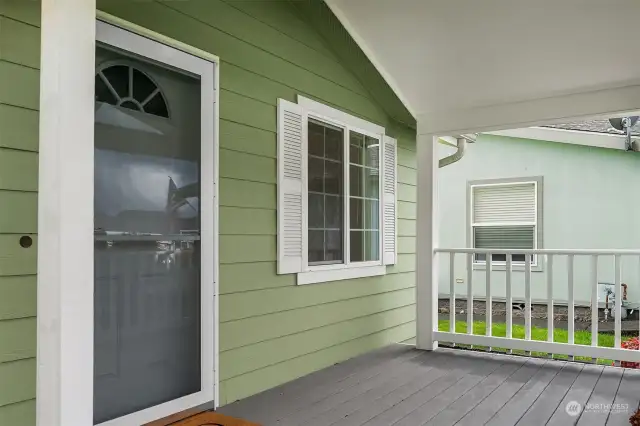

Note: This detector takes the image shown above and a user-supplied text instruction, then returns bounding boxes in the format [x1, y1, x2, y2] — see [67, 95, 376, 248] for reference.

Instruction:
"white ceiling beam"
[417, 83, 640, 136]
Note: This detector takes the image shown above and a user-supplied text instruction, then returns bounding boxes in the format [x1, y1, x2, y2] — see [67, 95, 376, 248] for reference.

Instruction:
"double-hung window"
[277, 96, 397, 284]
[470, 179, 542, 266]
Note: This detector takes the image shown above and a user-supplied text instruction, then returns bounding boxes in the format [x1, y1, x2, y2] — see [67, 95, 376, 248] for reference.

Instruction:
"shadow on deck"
[219, 344, 640, 426]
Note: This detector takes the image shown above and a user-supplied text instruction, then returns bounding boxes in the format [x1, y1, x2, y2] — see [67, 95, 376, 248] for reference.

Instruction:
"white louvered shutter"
[382, 135, 397, 265]
[472, 183, 536, 251]
[473, 183, 536, 224]
[277, 99, 307, 274]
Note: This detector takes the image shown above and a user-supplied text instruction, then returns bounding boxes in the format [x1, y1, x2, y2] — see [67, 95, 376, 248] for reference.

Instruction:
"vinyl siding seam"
[221, 280, 416, 322]
[0, 189, 37, 196]
[0, 14, 39, 29]
[0, 397, 35, 412]
[220, 319, 416, 381]
[220, 118, 275, 135]
[219, 0, 342, 66]
[221, 279, 415, 306]
[221, 301, 415, 352]
[217, 176, 274, 188]
[0, 101, 37, 113]
[220, 146, 275, 160]
[156, 2, 370, 99]
[0, 145, 38, 155]
[219, 205, 275, 212]
[221, 85, 380, 128]
[0, 58, 38, 72]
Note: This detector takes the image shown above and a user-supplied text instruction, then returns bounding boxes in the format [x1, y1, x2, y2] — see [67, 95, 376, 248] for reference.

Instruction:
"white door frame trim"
[37, 3, 220, 425]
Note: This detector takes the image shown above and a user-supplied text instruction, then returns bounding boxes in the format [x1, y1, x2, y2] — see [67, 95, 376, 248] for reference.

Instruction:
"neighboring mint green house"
[438, 122, 640, 307]
[0, 1, 417, 425]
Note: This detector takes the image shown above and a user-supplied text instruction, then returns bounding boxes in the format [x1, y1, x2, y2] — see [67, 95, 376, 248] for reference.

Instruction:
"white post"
[37, 1, 96, 425]
[416, 132, 439, 350]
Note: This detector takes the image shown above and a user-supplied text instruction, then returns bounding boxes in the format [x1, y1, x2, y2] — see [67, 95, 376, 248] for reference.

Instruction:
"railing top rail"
[434, 248, 640, 255]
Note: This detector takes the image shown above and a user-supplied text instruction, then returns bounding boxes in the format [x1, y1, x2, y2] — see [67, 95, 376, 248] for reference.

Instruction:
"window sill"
[297, 265, 386, 285]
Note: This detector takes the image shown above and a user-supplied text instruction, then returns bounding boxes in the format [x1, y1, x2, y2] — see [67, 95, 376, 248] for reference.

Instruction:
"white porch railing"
[433, 248, 640, 364]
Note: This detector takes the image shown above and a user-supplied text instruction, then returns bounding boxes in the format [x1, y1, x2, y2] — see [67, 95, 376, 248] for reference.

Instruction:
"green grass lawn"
[438, 319, 619, 364]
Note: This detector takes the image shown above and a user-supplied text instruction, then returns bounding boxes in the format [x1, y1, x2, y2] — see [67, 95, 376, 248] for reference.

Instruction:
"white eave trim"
[297, 265, 386, 285]
[323, 2, 415, 116]
[486, 126, 628, 151]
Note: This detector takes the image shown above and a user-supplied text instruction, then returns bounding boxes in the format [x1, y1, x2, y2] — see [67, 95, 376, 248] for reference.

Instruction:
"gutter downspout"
[439, 134, 476, 168]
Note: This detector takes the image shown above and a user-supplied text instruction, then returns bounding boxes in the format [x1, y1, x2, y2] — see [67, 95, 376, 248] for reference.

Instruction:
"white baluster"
[467, 253, 473, 338]
[615, 255, 621, 349]
[506, 254, 512, 354]
[486, 253, 492, 351]
[450, 253, 455, 334]
[525, 255, 532, 355]
[547, 255, 554, 359]
[591, 255, 598, 362]
[567, 254, 575, 361]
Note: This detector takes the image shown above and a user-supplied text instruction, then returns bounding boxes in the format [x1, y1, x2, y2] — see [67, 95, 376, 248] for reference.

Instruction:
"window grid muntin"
[307, 119, 345, 265]
[95, 63, 170, 118]
[306, 114, 383, 268]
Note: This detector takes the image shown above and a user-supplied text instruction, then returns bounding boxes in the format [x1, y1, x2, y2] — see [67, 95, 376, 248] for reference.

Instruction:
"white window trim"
[37, 8, 220, 426]
[468, 178, 543, 271]
[297, 96, 387, 284]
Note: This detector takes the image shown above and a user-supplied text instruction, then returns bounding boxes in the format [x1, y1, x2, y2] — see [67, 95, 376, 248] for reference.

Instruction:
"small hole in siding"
[19, 236, 32, 248]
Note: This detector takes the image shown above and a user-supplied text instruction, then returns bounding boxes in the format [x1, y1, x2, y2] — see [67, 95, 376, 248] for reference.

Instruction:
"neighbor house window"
[277, 96, 397, 284]
[470, 180, 541, 265]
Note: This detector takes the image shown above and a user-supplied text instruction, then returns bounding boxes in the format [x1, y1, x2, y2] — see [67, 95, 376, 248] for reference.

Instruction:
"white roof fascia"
[324, 1, 416, 116]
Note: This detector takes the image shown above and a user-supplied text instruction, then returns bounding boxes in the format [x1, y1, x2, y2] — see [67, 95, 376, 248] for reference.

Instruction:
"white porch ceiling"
[325, 0, 640, 134]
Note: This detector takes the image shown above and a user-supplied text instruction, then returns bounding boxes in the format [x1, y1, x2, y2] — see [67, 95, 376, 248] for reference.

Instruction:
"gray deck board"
[455, 358, 548, 426]
[605, 369, 640, 425]
[392, 355, 516, 426]
[331, 351, 474, 426]
[516, 362, 584, 426]
[546, 363, 605, 426]
[423, 356, 527, 426]
[279, 350, 430, 426]
[576, 367, 624, 426]
[360, 350, 502, 426]
[484, 360, 565, 426]
[216, 344, 640, 426]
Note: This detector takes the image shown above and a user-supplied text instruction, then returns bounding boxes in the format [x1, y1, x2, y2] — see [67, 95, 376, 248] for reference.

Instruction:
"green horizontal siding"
[0, 61, 38, 110]
[0, 358, 36, 408]
[0, 16, 40, 69]
[0, 276, 36, 321]
[0, 2, 39, 421]
[221, 271, 416, 322]
[0, 399, 35, 426]
[0, 317, 35, 363]
[220, 305, 416, 380]
[0, 0, 417, 419]
[0, 105, 38, 152]
[221, 287, 416, 352]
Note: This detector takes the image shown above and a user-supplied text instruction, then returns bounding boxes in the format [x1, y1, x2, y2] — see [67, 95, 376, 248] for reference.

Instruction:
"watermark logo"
[565, 400, 629, 417]
[565, 401, 582, 417]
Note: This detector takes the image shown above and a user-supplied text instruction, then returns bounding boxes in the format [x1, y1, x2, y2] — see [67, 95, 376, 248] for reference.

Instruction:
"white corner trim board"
[297, 265, 386, 285]
[488, 126, 627, 150]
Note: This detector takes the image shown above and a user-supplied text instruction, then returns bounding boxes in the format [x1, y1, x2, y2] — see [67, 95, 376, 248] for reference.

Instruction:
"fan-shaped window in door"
[96, 64, 170, 118]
